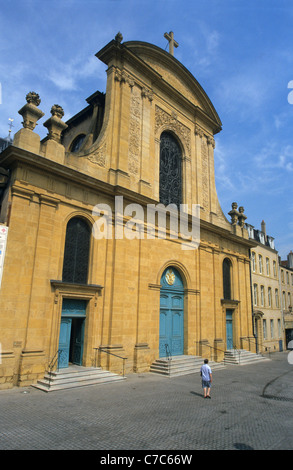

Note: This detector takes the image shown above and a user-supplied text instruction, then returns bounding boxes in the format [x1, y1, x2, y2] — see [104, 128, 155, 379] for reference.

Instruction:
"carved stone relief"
[201, 137, 209, 210]
[128, 85, 142, 175]
[155, 106, 191, 157]
[87, 142, 107, 167]
[114, 68, 135, 88]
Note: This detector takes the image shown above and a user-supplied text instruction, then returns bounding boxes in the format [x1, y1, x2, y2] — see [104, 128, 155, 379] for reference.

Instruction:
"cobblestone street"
[0, 352, 292, 451]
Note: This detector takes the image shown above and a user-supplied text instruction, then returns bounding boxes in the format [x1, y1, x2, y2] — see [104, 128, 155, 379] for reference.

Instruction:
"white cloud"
[255, 142, 293, 173]
[214, 141, 236, 192]
[216, 71, 269, 120]
[48, 72, 77, 92]
[206, 30, 220, 56]
[47, 55, 106, 92]
[182, 23, 220, 72]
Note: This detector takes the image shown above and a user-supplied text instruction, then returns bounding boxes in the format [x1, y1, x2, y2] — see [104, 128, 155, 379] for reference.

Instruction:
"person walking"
[200, 359, 212, 399]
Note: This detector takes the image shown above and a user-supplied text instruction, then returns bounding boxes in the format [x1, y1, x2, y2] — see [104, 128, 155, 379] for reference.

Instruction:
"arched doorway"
[159, 267, 184, 357]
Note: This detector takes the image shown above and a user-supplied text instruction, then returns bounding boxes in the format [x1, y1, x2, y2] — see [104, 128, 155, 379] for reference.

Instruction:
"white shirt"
[200, 364, 212, 381]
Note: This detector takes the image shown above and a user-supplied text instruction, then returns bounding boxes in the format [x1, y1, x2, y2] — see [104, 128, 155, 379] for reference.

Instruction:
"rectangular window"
[268, 287, 272, 307]
[283, 291, 286, 309]
[259, 255, 263, 274]
[270, 319, 274, 339]
[263, 319, 267, 340]
[278, 319, 281, 338]
[275, 289, 279, 308]
[266, 257, 270, 276]
[260, 286, 264, 307]
[273, 261, 277, 277]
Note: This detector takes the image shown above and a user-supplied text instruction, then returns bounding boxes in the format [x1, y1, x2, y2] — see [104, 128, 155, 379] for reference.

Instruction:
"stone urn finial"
[50, 104, 65, 119]
[18, 91, 44, 131]
[238, 206, 247, 228]
[25, 91, 41, 107]
[43, 104, 67, 143]
[228, 202, 240, 226]
[115, 32, 123, 43]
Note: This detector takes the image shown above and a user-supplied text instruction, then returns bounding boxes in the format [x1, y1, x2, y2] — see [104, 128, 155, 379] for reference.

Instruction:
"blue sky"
[0, 0, 293, 258]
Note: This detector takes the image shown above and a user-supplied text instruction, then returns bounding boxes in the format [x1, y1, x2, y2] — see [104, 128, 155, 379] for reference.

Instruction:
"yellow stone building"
[247, 221, 284, 353]
[0, 34, 256, 389]
[279, 251, 293, 349]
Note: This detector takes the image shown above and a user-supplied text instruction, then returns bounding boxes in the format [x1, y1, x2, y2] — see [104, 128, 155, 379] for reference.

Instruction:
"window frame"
[62, 216, 91, 285]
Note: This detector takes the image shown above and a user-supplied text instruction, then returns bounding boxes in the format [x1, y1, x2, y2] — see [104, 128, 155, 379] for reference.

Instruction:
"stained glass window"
[159, 131, 182, 207]
[62, 217, 91, 284]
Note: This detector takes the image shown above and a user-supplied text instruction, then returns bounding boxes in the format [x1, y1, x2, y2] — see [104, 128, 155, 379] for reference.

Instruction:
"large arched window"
[223, 258, 232, 300]
[62, 217, 91, 284]
[159, 131, 182, 207]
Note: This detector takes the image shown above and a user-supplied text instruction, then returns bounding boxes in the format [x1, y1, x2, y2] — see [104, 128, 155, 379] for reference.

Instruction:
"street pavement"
[0, 352, 292, 451]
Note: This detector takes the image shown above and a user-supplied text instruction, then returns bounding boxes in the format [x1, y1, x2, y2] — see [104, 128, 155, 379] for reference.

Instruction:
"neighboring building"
[0, 137, 10, 225]
[0, 133, 12, 208]
[0, 136, 12, 154]
[279, 251, 293, 349]
[247, 221, 284, 353]
[0, 33, 256, 389]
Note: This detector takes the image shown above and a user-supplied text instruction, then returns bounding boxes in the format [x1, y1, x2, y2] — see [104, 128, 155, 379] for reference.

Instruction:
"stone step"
[224, 349, 271, 365]
[150, 355, 225, 377]
[31, 366, 125, 392]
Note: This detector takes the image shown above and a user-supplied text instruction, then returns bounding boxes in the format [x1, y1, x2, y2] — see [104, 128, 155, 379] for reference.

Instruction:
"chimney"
[288, 251, 293, 269]
[261, 220, 266, 237]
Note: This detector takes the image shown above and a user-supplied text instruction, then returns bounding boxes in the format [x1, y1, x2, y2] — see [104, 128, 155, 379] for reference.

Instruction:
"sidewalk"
[0, 352, 292, 450]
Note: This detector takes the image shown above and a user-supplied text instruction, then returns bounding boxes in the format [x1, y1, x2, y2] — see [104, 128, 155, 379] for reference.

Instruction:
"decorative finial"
[238, 207, 247, 228]
[43, 104, 67, 143]
[50, 104, 65, 119]
[8, 118, 14, 141]
[18, 92, 44, 130]
[25, 91, 41, 107]
[115, 32, 123, 43]
[228, 202, 239, 225]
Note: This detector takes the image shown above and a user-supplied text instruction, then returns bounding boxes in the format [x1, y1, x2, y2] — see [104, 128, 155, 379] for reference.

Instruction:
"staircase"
[32, 365, 126, 392]
[150, 355, 225, 377]
[224, 349, 271, 365]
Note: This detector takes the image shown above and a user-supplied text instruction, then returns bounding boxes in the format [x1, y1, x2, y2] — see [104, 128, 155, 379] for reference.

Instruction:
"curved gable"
[123, 41, 222, 134]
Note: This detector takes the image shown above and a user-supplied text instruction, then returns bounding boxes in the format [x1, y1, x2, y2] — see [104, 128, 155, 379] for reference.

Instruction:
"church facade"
[0, 34, 255, 389]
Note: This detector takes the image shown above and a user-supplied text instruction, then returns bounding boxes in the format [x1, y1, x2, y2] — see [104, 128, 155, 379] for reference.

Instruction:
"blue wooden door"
[58, 318, 72, 368]
[58, 299, 87, 368]
[71, 318, 85, 366]
[226, 310, 234, 350]
[159, 268, 184, 357]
